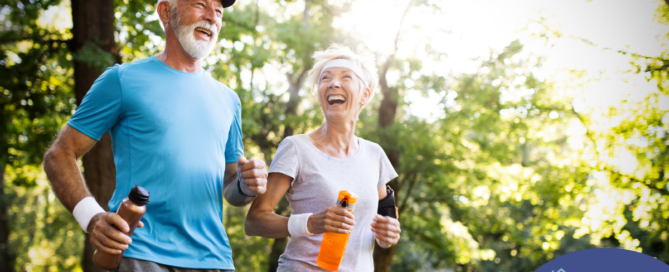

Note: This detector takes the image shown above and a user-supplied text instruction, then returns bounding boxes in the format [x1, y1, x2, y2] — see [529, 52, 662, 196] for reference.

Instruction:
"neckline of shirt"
[298, 134, 364, 161]
[150, 56, 207, 77]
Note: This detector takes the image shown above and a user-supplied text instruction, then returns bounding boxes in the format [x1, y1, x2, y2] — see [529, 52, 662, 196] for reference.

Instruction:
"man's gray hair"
[157, 0, 177, 6]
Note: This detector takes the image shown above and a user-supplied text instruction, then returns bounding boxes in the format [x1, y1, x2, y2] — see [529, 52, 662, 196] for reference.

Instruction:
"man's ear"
[157, 1, 172, 28]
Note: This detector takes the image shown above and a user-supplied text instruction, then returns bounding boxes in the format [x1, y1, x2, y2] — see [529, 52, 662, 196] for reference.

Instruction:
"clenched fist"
[237, 156, 268, 196]
[88, 212, 145, 254]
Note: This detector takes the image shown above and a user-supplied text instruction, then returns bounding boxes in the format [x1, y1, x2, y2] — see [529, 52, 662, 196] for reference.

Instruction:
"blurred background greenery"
[1, 0, 669, 271]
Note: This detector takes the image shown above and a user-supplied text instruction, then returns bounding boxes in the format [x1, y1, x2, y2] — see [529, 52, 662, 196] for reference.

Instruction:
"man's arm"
[44, 125, 97, 212]
[44, 125, 133, 254]
[222, 162, 253, 207]
[223, 157, 268, 207]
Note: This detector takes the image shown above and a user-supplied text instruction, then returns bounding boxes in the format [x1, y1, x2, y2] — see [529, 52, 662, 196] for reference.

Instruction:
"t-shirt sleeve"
[67, 65, 123, 141]
[378, 145, 399, 188]
[269, 138, 299, 179]
[225, 91, 244, 163]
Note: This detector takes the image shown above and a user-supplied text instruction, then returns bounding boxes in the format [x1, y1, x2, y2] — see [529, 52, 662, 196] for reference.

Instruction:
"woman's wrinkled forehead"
[320, 67, 353, 76]
[318, 59, 369, 87]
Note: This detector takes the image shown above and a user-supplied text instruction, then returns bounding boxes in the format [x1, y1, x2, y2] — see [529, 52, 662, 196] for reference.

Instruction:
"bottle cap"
[128, 185, 150, 206]
[336, 190, 358, 211]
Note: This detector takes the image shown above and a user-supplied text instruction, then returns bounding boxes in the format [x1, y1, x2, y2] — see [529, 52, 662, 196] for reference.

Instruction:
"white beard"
[170, 6, 218, 59]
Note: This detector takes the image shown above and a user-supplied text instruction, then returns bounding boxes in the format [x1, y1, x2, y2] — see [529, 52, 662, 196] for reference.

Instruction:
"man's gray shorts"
[112, 257, 234, 272]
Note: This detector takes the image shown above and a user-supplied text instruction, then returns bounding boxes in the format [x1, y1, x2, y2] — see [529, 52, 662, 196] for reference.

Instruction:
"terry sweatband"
[73, 196, 106, 233]
[319, 59, 369, 87]
[287, 213, 313, 237]
[378, 185, 398, 219]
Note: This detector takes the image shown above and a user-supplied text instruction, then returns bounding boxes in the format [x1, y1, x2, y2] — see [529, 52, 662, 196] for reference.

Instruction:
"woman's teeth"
[328, 95, 346, 105]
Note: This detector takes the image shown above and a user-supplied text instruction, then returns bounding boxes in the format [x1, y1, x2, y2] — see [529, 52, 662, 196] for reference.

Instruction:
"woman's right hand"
[307, 207, 356, 234]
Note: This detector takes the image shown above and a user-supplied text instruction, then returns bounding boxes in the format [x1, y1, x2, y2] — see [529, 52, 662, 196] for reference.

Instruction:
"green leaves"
[71, 42, 115, 72]
[2, 1, 669, 271]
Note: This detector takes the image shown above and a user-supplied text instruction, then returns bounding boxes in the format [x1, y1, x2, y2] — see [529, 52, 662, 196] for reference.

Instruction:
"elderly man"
[43, 0, 267, 271]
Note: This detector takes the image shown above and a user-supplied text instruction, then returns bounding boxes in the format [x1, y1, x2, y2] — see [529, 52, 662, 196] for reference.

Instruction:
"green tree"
[4, 1, 669, 272]
[572, 0, 669, 263]
[0, 0, 81, 270]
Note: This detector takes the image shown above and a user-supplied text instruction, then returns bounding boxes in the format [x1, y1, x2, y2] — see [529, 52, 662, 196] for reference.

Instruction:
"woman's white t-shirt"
[269, 134, 398, 272]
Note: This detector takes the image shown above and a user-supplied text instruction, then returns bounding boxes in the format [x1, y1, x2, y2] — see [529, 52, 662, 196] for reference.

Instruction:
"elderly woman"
[245, 44, 401, 271]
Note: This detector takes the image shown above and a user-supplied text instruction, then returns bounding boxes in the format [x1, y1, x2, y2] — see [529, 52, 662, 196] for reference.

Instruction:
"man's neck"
[156, 27, 203, 73]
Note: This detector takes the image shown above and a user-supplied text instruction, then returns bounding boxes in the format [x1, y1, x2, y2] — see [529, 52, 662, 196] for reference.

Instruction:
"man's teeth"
[328, 95, 346, 102]
[196, 28, 211, 36]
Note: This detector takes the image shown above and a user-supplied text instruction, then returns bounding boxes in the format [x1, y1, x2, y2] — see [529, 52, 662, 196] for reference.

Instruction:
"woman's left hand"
[371, 214, 401, 248]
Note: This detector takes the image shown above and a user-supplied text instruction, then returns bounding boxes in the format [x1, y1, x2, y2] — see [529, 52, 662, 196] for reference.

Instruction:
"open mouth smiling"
[327, 95, 346, 105]
[195, 27, 212, 37]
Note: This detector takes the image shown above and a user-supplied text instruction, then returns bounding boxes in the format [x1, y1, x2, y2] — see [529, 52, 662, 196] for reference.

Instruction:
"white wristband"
[288, 213, 313, 237]
[73, 197, 106, 233]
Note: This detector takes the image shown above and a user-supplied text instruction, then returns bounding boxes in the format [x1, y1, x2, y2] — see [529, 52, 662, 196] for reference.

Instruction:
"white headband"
[318, 59, 369, 87]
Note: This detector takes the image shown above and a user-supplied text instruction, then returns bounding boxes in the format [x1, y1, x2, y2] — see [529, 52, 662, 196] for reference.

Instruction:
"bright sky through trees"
[335, 0, 669, 122]
[334, 0, 669, 191]
[30, 0, 669, 110]
[35, 0, 666, 120]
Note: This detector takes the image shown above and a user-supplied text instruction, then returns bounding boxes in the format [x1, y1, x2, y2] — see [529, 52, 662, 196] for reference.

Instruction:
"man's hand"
[237, 156, 268, 196]
[88, 212, 144, 254]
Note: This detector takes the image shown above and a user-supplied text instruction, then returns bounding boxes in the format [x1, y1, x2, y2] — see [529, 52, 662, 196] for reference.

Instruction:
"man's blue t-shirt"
[68, 56, 243, 270]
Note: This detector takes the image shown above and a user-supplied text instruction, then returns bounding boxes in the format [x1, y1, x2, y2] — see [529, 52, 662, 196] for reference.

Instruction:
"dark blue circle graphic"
[536, 248, 669, 272]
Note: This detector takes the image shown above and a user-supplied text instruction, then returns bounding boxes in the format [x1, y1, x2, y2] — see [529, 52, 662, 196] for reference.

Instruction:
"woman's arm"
[245, 172, 293, 238]
[372, 185, 401, 248]
[245, 172, 357, 238]
[378, 185, 388, 200]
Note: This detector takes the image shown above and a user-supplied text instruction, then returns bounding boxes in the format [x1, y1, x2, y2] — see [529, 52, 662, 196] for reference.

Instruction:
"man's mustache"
[188, 20, 218, 36]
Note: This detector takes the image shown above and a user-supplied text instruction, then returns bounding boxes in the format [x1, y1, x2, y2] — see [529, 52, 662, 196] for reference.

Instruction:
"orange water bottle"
[317, 190, 359, 271]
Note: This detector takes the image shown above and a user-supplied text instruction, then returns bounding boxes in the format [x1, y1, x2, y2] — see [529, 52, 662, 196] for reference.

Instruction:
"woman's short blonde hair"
[306, 44, 379, 102]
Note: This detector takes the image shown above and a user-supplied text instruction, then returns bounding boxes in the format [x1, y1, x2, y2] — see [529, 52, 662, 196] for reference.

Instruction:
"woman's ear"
[360, 86, 372, 106]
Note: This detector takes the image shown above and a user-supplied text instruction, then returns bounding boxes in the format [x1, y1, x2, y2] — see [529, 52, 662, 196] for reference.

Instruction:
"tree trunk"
[267, 68, 310, 272]
[0, 163, 13, 272]
[282, 70, 308, 139]
[267, 0, 313, 263]
[81, 133, 116, 272]
[373, 1, 414, 268]
[374, 73, 400, 272]
[373, 245, 397, 272]
[71, 1, 118, 271]
[374, 50, 400, 272]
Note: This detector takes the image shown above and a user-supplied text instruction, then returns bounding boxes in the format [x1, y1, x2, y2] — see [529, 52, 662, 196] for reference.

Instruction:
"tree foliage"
[1, 0, 669, 271]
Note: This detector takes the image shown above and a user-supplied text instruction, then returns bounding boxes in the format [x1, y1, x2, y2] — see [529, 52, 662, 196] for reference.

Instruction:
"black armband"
[237, 177, 256, 198]
[378, 185, 398, 219]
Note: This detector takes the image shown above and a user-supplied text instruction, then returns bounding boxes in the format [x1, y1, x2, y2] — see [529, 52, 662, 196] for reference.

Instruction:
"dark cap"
[221, 0, 235, 8]
[128, 185, 150, 206]
[158, 0, 235, 9]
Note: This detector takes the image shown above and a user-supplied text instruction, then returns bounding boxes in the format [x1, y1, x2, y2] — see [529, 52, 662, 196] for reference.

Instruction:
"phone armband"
[378, 185, 398, 219]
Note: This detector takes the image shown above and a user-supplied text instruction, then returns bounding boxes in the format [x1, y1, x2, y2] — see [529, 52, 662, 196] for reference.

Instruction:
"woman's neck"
[309, 119, 359, 158]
